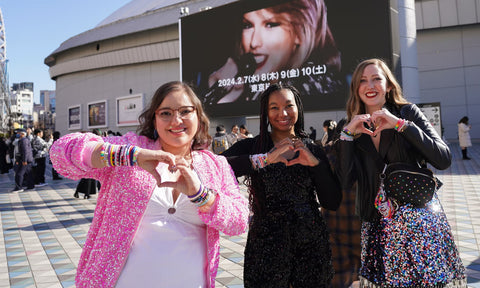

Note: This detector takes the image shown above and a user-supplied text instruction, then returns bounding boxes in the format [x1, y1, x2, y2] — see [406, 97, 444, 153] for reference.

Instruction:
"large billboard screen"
[181, 0, 395, 117]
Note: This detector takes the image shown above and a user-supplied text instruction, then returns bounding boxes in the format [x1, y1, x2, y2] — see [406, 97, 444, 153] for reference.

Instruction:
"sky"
[0, 0, 132, 103]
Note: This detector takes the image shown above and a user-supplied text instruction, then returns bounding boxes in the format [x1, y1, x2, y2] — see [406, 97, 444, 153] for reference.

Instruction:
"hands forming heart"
[268, 137, 319, 167]
[344, 108, 400, 137]
[136, 149, 201, 196]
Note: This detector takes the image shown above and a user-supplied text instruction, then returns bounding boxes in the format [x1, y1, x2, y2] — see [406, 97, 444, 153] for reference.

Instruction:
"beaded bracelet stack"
[188, 185, 214, 207]
[249, 153, 268, 170]
[340, 128, 355, 141]
[394, 119, 409, 132]
[100, 143, 141, 167]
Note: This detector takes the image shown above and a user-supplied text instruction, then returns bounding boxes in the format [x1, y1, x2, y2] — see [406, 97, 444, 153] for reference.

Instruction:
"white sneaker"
[35, 183, 47, 187]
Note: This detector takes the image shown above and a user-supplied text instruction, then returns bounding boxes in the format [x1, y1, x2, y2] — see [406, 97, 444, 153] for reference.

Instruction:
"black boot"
[462, 149, 471, 160]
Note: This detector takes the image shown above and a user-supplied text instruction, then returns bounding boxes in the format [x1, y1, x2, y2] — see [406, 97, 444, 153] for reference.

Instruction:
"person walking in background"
[50, 81, 249, 287]
[227, 124, 239, 145]
[74, 129, 103, 199]
[12, 129, 34, 192]
[237, 124, 253, 140]
[309, 126, 317, 141]
[223, 83, 342, 287]
[212, 124, 231, 154]
[458, 116, 472, 160]
[31, 129, 49, 187]
[51, 131, 62, 180]
[320, 120, 336, 147]
[0, 135, 9, 174]
[336, 58, 465, 287]
[26, 127, 33, 141]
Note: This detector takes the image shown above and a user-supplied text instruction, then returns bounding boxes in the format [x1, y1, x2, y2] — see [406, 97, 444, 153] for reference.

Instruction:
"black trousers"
[34, 157, 46, 184]
[14, 162, 34, 190]
[52, 167, 61, 179]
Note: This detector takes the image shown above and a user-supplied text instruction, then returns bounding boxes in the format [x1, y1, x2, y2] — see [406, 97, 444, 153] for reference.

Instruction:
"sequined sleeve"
[197, 153, 249, 236]
[50, 131, 145, 181]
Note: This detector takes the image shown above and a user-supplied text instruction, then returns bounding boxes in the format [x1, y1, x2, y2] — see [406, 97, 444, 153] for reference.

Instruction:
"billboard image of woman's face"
[241, 9, 300, 77]
[181, 0, 394, 117]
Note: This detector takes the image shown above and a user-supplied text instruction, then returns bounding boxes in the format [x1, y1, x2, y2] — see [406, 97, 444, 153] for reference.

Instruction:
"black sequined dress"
[223, 136, 342, 287]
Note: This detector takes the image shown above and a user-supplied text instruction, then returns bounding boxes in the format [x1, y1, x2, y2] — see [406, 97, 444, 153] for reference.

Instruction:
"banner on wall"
[417, 102, 443, 137]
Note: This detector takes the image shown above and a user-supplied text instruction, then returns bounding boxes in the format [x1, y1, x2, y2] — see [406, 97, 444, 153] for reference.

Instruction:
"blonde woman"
[336, 59, 465, 287]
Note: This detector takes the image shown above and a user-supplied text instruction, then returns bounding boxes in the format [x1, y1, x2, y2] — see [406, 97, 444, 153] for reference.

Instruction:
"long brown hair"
[137, 81, 211, 150]
[346, 58, 409, 121]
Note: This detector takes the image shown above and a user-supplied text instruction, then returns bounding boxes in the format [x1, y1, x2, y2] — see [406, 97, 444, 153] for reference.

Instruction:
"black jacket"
[336, 104, 451, 222]
[17, 137, 34, 164]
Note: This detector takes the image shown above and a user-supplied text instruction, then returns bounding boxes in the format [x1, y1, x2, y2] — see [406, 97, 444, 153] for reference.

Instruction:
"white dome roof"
[45, 0, 236, 65]
[96, 0, 185, 27]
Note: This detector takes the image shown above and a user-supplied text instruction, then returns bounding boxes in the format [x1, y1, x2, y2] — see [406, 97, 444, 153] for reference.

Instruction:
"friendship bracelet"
[340, 131, 354, 141]
[394, 119, 405, 131]
[342, 128, 355, 137]
[100, 143, 142, 167]
[190, 189, 209, 203]
[188, 184, 204, 199]
[249, 153, 269, 170]
[398, 120, 410, 133]
[189, 186, 214, 207]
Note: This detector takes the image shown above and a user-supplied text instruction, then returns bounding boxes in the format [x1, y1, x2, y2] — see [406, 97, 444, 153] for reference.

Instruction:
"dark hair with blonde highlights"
[137, 81, 211, 150]
[346, 58, 409, 121]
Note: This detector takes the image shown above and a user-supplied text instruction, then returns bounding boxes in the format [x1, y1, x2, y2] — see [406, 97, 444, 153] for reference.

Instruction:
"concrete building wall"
[55, 59, 179, 133]
[416, 24, 480, 140]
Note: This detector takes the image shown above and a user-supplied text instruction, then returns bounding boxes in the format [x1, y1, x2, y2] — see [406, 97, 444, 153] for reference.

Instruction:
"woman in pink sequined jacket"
[51, 81, 249, 288]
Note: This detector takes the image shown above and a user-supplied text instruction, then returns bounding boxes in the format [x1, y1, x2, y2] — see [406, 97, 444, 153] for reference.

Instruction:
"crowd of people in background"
[0, 128, 125, 195]
[211, 124, 253, 154]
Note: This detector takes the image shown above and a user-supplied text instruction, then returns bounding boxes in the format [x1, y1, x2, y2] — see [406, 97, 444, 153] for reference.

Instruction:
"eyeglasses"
[155, 106, 196, 121]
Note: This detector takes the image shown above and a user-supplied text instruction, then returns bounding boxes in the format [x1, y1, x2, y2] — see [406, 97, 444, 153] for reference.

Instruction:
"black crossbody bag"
[380, 162, 442, 208]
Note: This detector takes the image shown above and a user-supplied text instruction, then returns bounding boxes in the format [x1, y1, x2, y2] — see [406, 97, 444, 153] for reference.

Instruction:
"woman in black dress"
[223, 83, 342, 287]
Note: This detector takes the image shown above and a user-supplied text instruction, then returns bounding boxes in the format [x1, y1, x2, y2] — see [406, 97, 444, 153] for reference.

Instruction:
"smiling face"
[241, 8, 300, 76]
[267, 88, 298, 136]
[358, 64, 391, 114]
[154, 90, 198, 155]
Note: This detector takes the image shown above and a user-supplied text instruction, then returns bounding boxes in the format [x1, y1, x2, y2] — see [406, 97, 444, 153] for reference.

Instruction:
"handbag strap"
[379, 163, 387, 184]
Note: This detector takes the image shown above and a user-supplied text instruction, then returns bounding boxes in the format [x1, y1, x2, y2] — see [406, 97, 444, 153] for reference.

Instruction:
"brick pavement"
[0, 142, 479, 287]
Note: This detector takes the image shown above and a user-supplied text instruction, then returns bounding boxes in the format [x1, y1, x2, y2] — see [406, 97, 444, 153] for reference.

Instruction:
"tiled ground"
[0, 142, 479, 288]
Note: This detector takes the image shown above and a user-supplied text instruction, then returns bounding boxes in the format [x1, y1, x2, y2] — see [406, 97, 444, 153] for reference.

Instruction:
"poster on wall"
[116, 94, 144, 126]
[418, 102, 442, 137]
[68, 105, 81, 130]
[87, 100, 107, 129]
[181, 0, 396, 117]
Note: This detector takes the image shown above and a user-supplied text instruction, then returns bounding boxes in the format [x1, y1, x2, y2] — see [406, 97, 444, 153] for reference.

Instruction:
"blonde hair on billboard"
[238, 0, 340, 71]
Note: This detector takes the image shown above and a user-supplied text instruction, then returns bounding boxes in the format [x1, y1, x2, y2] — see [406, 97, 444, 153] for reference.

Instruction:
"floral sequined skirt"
[360, 195, 466, 287]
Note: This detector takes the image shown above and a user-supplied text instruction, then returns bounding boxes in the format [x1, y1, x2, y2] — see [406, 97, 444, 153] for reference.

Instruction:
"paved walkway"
[0, 142, 479, 288]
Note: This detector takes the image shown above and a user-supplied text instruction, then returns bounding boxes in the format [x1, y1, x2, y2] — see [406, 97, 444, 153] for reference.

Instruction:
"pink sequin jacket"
[50, 132, 249, 288]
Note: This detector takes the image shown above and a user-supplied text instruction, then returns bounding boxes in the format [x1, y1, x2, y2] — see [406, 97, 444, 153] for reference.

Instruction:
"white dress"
[116, 169, 208, 288]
